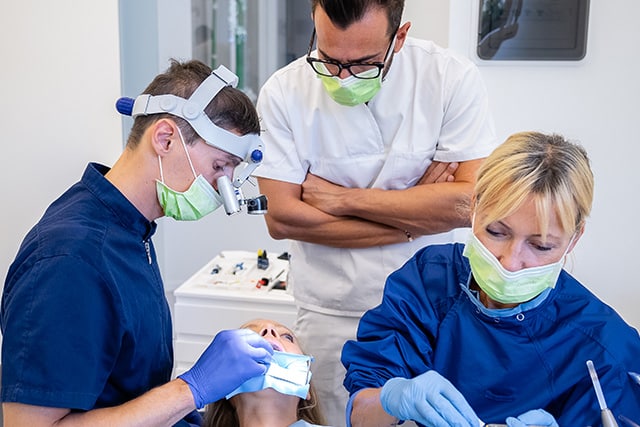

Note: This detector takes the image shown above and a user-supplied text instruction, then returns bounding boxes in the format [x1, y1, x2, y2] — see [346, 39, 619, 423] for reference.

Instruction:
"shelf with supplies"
[173, 250, 297, 376]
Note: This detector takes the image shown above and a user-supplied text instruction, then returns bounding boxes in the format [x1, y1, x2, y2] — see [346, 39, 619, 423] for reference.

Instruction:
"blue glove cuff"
[345, 390, 363, 427]
[178, 372, 205, 409]
[380, 377, 406, 421]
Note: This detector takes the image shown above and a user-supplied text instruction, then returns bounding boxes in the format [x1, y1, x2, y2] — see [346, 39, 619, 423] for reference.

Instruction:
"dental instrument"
[586, 359, 619, 427]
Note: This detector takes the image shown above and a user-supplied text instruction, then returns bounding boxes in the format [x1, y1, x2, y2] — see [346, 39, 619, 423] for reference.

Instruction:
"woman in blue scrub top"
[341, 132, 640, 427]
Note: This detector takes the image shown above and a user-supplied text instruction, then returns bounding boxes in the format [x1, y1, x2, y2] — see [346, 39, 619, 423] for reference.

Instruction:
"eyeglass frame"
[305, 28, 398, 80]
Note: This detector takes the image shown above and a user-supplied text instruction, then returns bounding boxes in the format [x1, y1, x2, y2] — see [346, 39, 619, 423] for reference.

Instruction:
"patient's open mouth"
[267, 340, 282, 351]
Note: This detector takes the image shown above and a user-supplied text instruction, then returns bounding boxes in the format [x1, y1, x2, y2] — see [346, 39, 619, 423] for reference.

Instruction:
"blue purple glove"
[380, 370, 479, 427]
[178, 329, 273, 408]
[506, 409, 559, 427]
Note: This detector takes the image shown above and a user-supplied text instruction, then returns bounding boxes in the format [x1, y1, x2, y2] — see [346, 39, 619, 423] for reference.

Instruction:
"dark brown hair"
[310, 0, 404, 37]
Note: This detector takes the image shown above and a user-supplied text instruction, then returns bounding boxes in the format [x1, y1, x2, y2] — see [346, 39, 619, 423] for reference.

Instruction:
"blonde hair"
[473, 132, 594, 239]
[202, 385, 325, 427]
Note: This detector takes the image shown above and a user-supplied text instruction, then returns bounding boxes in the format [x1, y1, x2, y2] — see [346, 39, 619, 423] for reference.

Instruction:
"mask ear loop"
[381, 31, 398, 81]
[384, 34, 397, 62]
[561, 232, 579, 270]
[157, 126, 198, 184]
[175, 126, 199, 180]
[157, 156, 166, 184]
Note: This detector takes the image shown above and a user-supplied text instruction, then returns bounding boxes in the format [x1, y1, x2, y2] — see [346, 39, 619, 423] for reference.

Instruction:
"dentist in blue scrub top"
[1, 60, 273, 426]
[341, 132, 640, 427]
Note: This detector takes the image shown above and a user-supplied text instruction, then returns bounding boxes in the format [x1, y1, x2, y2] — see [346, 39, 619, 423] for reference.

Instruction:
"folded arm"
[258, 177, 404, 248]
[258, 159, 481, 248]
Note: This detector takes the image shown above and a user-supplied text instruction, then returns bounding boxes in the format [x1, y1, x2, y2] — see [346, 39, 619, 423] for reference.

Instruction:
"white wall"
[404, 0, 450, 47]
[448, 0, 640, 327]
[0, 2, 122, 284]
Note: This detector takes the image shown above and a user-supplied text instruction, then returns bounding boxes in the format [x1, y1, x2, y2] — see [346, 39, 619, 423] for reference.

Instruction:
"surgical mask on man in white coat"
[309, 31, 397, 106]
[318, 67, 383, 106]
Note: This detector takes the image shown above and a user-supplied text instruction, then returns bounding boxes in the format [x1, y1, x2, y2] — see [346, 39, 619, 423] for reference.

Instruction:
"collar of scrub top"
[115, 65, 264, 188]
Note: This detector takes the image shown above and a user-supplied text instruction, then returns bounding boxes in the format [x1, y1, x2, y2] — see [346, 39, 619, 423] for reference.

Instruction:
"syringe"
[586, 359, 619, 427]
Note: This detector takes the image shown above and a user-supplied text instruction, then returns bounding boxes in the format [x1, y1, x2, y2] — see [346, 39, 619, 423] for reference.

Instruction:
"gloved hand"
[505, 409, 559, 427]
[380, 370, 479, 427]
[178, 328, 273, 408]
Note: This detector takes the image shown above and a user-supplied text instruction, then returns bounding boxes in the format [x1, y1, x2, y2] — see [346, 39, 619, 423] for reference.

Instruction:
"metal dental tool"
[217, 175, 267, 215]
[586, 359, 619, 427]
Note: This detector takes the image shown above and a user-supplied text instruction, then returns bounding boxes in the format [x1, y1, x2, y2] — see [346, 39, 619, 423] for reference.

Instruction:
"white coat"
[255, 37, 498, 316]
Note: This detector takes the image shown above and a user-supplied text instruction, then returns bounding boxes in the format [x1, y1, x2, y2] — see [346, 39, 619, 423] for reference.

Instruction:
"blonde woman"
[342, 132, 640, 426]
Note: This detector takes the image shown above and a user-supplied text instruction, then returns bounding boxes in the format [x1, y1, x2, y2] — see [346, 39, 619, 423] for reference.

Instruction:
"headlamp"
[115, 65, 264, 189]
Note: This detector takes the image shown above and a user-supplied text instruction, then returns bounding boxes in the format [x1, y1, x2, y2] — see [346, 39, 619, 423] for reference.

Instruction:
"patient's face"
[242, 319, 303, 355]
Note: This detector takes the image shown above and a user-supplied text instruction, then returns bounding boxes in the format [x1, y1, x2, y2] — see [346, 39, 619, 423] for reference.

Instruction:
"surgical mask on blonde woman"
[463, 232, 572, 304]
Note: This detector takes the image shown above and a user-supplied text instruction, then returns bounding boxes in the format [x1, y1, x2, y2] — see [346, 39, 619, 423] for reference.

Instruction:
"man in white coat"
[254, 1, 498, 425]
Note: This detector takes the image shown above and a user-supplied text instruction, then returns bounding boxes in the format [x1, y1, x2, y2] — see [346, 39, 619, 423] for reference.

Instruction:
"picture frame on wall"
[477, 0, 590, 61]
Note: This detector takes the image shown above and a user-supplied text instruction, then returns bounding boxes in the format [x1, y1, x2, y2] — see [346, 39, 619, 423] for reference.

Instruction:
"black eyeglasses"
[305, 29, 396, 80]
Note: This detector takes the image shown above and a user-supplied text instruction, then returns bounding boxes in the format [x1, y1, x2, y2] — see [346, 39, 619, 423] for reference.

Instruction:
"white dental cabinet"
[172, 250, 296, 375]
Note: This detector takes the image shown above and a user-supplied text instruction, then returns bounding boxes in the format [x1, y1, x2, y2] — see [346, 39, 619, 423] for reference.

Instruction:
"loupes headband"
[115, 65, 264, 188]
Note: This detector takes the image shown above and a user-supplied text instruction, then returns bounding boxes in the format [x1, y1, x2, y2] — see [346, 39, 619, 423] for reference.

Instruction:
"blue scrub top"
[342, 244, 640, 426]
[1, 164, 175, 414]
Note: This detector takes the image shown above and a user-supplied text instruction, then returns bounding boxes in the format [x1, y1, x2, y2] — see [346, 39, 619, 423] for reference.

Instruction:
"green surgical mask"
[463, 232, 572, 304]
[319, 68, 382, 106]
[156, 130, 223, 221]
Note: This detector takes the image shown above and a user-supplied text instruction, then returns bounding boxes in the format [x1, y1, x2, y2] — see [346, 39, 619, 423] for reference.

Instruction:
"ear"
[393, 21, 411, 52]
[151, 119, 177, 156]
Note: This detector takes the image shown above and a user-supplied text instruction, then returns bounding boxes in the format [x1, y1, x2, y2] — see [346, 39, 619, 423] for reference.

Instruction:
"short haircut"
[126, 59, 260, 148]
[311, 0, 404, 37]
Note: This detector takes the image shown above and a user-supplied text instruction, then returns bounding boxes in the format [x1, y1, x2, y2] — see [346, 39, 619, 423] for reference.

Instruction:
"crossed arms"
[258, 159, 484, 248]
